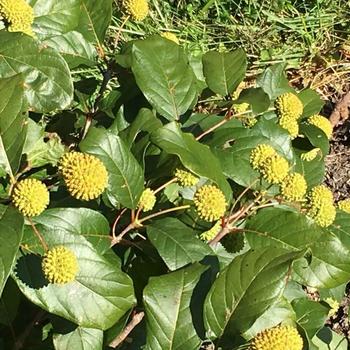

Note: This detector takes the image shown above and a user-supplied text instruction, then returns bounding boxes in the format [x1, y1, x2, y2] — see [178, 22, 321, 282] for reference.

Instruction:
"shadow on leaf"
[15, 254, 48, 289]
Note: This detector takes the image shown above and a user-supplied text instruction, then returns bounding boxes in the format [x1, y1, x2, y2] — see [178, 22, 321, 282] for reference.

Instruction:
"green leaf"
[53, 327, 103, 350]
[312, 327, 348, 350]
[30, 208, 111, 254]
[202, 49, 247, 96]
[246, 208, 350, 288]
[30, 0, 81, 39]
[123, 108, 162, 147]
[80, 127, 144, 209]
[147, 218, 212, 271]
[204, 248, 299, 340]
[143, 263, 207, 350]
[257, 63, 293, 100]
[0, 278, 21, 325]
[0, 32, 73, 113]
[0, 206, 24, 296]
[131, 36, 199, 121]
[236, 87, 270, 114]
[299, 89, 324, 118]
[44, 32, 97, 69]
[243, 297, 296, 340]
[292, 298, 329, 345]
[0, 75, 27, 176]
[151, 122, 231, 199]
[13, 229, 135, 330]
[77, 0, 113, 45]
[299, 124, 329, 155]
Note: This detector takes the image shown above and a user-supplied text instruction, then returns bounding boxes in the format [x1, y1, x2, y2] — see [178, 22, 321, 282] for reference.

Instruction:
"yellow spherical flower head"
[307, 185, 333, 208]
[338, 199, 350, 213]
[279, 115, 299, 139]
[300, 148, 321, 162]
[260, 154, 289, 184]
[250, 144, 277, 170]
[308, 115, 333, 139]
[200, 221, 221, 241]
[124, 0, 148, 21]
[0, 0, 34, 36]
[174, 168, 199, 187]
[161, 32, 179, 44]
[194, 185, 227, 222]
[59, 152, 108, 201]
[280, 173, 307, 201]
[12, 179, 49, 217]
[307, 185, 335, 227]
[42, 246, 78, 285]
[275, 92, 303, 120]
[138, 188, 156, 212]
[233, 102, 250, 114]
[250, 325, 303, 350]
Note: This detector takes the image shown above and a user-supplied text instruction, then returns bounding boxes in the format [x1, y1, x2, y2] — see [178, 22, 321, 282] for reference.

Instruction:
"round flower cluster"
[42, 246, 78, 284]
[59, 152, 108, 201]
[124, 0, 149, 21]
[260, 155, 289, 184]
[0, 0, 34, 36]
[307, 115, 333, 139]
[138, 188, 156, 212]
[12, 179, 49, 217]
[275, 92, 303, 139]
[250, 144, 289, 184]
[249, 325, 303, 350]
[250, 144, 277, 170]
[200, 221, 221, 241]
[338, 199, 350, 214]
[194, 185, 227, 222]
[306, 185, 336, 227]
[300, 148, 321, 162]
[161, 32, 179, 44]
[174, 168, 199, 187]
[280, 173, 307, 201]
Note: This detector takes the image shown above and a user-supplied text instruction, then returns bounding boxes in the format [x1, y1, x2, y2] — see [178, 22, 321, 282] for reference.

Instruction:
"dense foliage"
[0, 1, 349, 349]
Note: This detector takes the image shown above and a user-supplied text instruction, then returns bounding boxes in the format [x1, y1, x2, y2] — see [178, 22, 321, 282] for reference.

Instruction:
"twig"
[28, 218, 48, 252]
[109, 311, 145, 348]
[329, 90, 350, 127]
[112, 208, 128, 239]
[153, 178, 177, 194]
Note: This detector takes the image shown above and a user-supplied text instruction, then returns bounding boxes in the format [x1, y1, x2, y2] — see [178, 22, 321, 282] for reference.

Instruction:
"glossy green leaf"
[147, 218, 212, 271]
[45, 32, 97, 68]
[299, 89, 324, 119]
[236, 87, 270, 114]
[29, 208, 111, 254]
[243, 297, 296, 339]
[299, 124, 329, 155]
[312, 327, 348, 350]
[0, 75, 27, 176]
[257, 63, 293, 100]
[0, 32, 73, 113]
[131, 36, 199, 121]
[77, 0, 113, 45]
[80, 127, 144, 209]
[53, 327, 103, 350]
[143, 263, 207, 350]
[151, 122, 231, 199]
[13, 229, 135, 330]
[30, 0, 80, 38]
[0, 279, 21, 326]
[204, 248, 299, 340]
[246, 208, 350, 288]
[202, 49, 247, 96]
[292, 298, 328, 345]
[0, 206, 24, 296]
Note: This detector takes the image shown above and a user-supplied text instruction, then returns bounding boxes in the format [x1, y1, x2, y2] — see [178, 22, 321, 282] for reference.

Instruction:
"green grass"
[110, 0, 350, 95]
